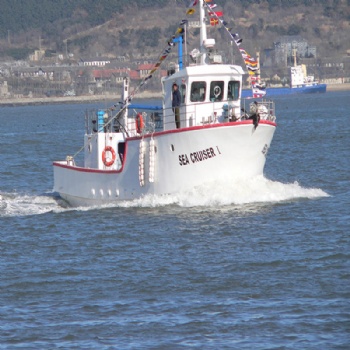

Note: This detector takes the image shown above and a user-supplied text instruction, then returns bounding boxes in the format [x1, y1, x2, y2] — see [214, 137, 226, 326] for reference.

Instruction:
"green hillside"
[1, 0, 348, 37]
[0, 0, 349, 61]
[0, 0, 169, 36]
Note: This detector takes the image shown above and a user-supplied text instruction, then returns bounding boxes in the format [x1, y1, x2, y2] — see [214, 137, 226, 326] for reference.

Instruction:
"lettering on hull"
[178, 147, 220, 166]
[262, 143, 269, 157]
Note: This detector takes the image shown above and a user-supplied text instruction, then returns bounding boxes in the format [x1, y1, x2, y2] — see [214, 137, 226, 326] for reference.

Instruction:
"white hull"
[53, 1, 278, 207]
[53, 121, 275, 206]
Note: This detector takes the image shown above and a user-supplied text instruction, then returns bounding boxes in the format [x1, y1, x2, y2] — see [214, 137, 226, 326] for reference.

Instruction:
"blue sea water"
[0, 91, 349, 349]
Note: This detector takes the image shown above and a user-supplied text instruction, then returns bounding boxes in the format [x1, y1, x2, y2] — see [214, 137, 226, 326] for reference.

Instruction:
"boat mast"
[256, 51, 261, 82]
[122, 77, 129, 127]
[199, 0, 207, 65]
[293, 48, 297, 67]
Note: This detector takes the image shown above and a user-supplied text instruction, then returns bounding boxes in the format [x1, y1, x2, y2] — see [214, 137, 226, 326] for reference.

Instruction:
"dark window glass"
[190, 81, 206, 102]
[180, 84, 186, 104]
[228, 81, 240, 101]
[210, 81, 224, 102]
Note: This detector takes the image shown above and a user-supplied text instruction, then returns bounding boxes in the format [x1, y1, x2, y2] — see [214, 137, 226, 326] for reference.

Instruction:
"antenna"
[199, 1, 207, 64]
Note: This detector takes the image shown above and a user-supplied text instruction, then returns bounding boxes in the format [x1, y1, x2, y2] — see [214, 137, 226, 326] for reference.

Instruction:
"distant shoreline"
[0, 83, 349, 107]
[0, 91, 162, 107]
[326, 83, 350, 91]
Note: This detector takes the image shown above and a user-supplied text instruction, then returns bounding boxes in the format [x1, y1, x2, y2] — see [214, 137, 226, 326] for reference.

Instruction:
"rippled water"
[0, 92, 349, 349]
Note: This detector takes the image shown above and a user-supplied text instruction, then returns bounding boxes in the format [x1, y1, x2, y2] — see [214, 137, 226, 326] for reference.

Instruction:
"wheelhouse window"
[190, 81, 206, 102]
[180, 84, 186, 104]
[210, 81, 224, 102]
[228, 81, 240, 101]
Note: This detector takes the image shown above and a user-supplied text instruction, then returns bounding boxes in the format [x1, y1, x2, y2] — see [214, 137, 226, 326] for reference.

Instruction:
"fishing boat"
[53, 1, 277, 206]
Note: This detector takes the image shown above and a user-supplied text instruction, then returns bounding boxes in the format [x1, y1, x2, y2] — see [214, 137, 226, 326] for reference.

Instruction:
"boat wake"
[0, 177, 329, 216]
[0, 191, 67, 217]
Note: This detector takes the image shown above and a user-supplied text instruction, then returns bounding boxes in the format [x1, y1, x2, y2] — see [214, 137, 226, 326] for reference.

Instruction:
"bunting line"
[203, 2, 266, 98]
[107, 3, 198, 114]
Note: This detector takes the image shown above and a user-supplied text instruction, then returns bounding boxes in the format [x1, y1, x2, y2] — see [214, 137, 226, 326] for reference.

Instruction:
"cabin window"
[210, 81, 224, 102]
[180, 84, 186, 104]
[190, 81, 206, 102]
[228, 81, 240, 101]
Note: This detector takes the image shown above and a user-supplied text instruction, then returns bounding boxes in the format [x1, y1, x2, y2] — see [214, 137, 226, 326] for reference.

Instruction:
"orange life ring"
[102, 146, 116, 167]
[135, 113, 144, 134]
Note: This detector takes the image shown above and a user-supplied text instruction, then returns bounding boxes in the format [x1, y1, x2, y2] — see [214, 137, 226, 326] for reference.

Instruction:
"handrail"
[84, 98, 276, 140]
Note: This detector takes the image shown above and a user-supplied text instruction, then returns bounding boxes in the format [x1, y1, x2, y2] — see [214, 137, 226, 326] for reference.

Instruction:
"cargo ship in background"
[243, 49, 327, 98]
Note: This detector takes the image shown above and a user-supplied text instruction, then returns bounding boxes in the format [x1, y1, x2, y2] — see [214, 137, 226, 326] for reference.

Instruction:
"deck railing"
[85, 98, 276, 138]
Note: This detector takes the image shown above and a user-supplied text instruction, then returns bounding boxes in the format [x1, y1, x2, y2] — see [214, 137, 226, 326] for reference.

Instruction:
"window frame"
[190, 81, 206, 102]
[227, 80, 240, 101]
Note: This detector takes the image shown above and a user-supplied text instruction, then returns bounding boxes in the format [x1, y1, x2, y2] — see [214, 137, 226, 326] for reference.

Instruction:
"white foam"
[0, 176, 329, 215]
[0, 192, 66, 217]
[113, 175, 329, 208]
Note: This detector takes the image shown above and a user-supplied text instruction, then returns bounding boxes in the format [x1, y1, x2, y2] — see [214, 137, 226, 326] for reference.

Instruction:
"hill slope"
[1, 0, 349, 61]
